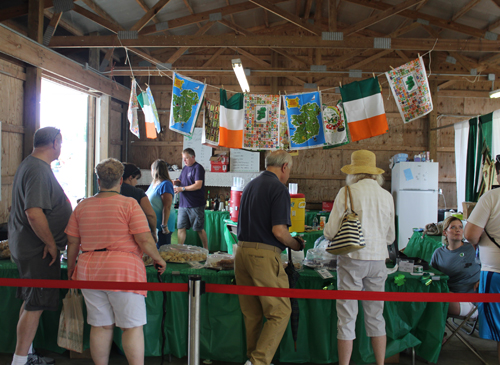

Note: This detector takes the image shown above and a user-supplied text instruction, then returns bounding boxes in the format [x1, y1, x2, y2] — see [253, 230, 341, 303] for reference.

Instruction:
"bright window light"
[490, 89, 500, 98]
[231, 58, 250, 93]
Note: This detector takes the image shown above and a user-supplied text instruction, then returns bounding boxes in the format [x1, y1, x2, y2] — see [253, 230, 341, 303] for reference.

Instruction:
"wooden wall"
[0, 56, 25, 224]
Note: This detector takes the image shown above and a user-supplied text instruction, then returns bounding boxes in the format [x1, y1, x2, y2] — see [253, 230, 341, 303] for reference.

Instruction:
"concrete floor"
[0, 329, 498, 365]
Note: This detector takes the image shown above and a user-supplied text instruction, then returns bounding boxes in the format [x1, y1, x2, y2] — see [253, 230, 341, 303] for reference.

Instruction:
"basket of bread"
[0, 240, 10, 260]
[158, 244, 208, 263]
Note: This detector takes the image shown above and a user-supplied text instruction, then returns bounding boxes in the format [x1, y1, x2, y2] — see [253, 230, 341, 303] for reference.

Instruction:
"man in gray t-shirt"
[8, 127, 72, 365]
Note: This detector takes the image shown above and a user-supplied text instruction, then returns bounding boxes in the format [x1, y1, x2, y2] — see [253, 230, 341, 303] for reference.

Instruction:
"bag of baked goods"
[159, 244, 208, 263]
[204, 252, 234, 270]
[0, 240, 10, 259]
[57, 289, 84, 353]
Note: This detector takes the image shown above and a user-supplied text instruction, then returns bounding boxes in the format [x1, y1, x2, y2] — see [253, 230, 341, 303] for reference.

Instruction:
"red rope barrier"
[1, 277, 500, 302]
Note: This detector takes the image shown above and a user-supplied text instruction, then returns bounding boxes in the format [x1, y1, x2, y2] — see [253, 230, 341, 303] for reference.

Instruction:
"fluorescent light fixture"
[231, 58, 250, 93]
[490, 89, 500, 98]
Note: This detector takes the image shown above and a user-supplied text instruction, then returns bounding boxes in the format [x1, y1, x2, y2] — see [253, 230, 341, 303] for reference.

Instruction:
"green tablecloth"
[305, 210, 330, 227]
[174, 210, 230, 252]
[0, 259, 448, 364]
[403, 231, 444, 263]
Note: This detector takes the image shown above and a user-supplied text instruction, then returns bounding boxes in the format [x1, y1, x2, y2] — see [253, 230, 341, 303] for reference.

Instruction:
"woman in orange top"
[66, 158, 166, 365]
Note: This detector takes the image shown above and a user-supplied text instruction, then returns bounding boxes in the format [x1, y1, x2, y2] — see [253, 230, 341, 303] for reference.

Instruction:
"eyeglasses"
[52, 129, 61, 143]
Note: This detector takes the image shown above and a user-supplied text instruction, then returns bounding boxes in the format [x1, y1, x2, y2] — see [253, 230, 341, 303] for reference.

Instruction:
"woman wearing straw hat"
[324, 150, 395, 365]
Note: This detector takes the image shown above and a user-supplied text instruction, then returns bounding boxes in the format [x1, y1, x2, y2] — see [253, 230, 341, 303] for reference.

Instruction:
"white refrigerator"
[391, 162, 439, 250]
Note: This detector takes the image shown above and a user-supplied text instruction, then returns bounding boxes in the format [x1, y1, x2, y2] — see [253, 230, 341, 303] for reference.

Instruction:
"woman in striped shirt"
[66, 158, 165, 365]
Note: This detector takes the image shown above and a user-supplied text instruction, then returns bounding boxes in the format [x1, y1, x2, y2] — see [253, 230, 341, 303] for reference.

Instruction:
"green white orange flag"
[219, 89, 244, 148]
[339, 77, 389, 142]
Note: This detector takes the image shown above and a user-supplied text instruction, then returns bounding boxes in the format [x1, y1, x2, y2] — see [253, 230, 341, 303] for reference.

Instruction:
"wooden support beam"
[139, 0, 290, 34]
[166, 21, 214, 64]
[328, 0, 337, 31]
[0, 0, 60, 22]
[201, 47, 227, 68]
[270, 50, 278, 94]
[131, 0, 172, 32]
[490, 0, 500, 9]
[0, 24, 129, 102]
[249, 0, 324, 35]
[72, 4, 121, 33]
[218, 19, 252, 35]
[286, 76, 306, 86]
[272, 48, 310, 68]
[99, 47, 114, 72]
[303, 0, 314, 20]
[48, 34, 500, 53]
[228, 47, 271, 68]
[347, 49, 392, 69]
[452, 0, 481, 22]
[487, 17, 500, 32]
[438, 80, 457, 90]
[448, 51, 472, 72]
[315, 0, 323, 23]
[395, 49, 410, 63]
[428, 80, 438, 161]
[263, 8, 269, 27]
[182, 0, 201, 28]
[134, 0, 170, 34]
[79, 0, 123, 30]
[43, 11, 62, 46]
[343, 0, 424, 36]
[342, 0, 492, 39]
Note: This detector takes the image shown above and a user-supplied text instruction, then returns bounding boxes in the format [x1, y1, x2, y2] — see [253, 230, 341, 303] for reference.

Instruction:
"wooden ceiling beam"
[343, 0, 423, 36]
[491, 0, 500, 9]
[272, 48, 311, 68]
[43, 9, 83, 35]
[329, 0, 337, 31]
[182, 0, 201, 28]
[347, 49, 393, 69]
[395, 49, 410, 63]
[166, 21, 214, 64]
[131, 0, 172, 32]
[201, 47, 227, 68]
[486, 17, 500, 32]
[249, 0, 324, 35]
[0, 0, 60, 22]
[342, 0, 492, 39]
[286, 76, 307, 85]
[79, 0, 123, 31]
[218, 19, 252, 35]
[49, 34, 500, 53]
[303, 0, 314, 20]
[72, 4, 122, 33]
[43, 11, 62, 45]
[0, 24, 129, 102]
[228, 47, 271, 68]
[140, 0, 289, 35]
[451, 0, 481, 22]
[448, 51, 473, 72]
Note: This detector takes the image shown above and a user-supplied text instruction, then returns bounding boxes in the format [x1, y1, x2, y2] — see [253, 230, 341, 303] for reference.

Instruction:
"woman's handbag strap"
[344, 185, 354, 213]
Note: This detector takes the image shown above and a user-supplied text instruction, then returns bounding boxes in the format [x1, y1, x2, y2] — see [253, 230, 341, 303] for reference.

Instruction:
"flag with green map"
[283, 91, 326, 150]
[169, 73, 207, 136]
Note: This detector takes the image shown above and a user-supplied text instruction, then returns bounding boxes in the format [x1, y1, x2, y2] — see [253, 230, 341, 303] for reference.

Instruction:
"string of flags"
[127, 56, 433, 149]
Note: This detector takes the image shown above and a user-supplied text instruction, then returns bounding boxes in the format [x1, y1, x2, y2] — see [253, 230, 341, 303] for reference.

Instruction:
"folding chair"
[441, 304, 488, 365]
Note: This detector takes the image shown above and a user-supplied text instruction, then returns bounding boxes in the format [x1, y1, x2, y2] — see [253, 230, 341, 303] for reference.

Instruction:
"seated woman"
[430, 216, 480, 318]
[146, 159, 175, 248]
[66, 158, 166, 365]
[121, 163, 157, 242]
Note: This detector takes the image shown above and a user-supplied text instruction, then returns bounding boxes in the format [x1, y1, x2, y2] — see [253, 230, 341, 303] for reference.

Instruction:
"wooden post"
[89, 31, 100, 70]
[429, 80, 438, 161]
[96, 95, 110, 163]
[23, 0, 44, 158]
[270, 50, 278, 95]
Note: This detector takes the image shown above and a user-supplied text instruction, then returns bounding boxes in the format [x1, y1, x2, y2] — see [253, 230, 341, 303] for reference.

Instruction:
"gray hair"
[265, 150, 293, 168]
[95, 158, 124, 189]
[33, 127, 60, 148]
[346, 173, 384, 186]
[183, 148, 195, 157]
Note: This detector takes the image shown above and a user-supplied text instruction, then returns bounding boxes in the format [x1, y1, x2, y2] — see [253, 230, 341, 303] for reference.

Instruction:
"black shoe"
[27, 352, 55, 365]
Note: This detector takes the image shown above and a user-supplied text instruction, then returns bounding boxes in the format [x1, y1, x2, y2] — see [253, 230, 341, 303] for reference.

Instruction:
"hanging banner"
[127, 78, 140, 138]
[283, 91, 326, 150]
[340, 77, 389, 142]
[243, 94, 281, 150]
[322, 102, 349, 148]
[279, 110, 291, 150]
[385, 56, 433, 123]
[137, 87, 158, 139]
[219, 89, 244, 149]
[202, 99, 220, 147]
[169, 73, 207, 136]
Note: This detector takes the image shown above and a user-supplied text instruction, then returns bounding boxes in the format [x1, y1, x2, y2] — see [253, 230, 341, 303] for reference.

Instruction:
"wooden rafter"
[42, 11, 62, 46]
[43, 9, 83, 35]
[79, 0, 123, 30]
[286, 76, 307, 85]
[0, 0, 61, 22]
[395, 49, 410, 62]
[201, 47, 227, 68]
[315, 0, 323, 23]
[226, 0, 237, 25]
[491, 0, 500, 9]
[249, 0, 324, 35]
[448, 52, 473, 72]
[342, 0, 492, 38]
[131, 0, 172, 32]
[218, 19, 252, 35]
[452, 0, 481, 22]
[72, 4, 122, 33]
[272, 48, 310, 68]
[343, 0, 424, 36]
[329, 0, 337, 31]
[182, 0, 201, 28]
[303, 0, 314, 20]
[49, 35, 500, 53]
[140, 0, 289, 35]
[229, 46, 271, 68]
[166, 21, 214, 64]
[347, 49, 392, 69]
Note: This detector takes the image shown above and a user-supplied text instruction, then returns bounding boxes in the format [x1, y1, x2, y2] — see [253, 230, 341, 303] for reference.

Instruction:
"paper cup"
[289, 183, 298, 194]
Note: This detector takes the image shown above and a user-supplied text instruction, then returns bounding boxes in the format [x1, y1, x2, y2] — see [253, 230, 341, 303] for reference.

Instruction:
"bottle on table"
[213, 194, 220, 211]
[206, 191, 211, 210]
[320, 216, 326, 230]
[312, 215, 319, 229]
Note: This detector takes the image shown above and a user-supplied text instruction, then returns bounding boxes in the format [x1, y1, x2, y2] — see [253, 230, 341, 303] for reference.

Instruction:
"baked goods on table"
[204, 252, 234, 270]
[159, 244, 208, 263]
[0, 240, 10, 259]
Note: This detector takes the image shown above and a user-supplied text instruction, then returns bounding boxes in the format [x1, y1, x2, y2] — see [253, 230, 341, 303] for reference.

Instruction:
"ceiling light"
[231, 58, 250, 93]
[490, 89, 500, 98]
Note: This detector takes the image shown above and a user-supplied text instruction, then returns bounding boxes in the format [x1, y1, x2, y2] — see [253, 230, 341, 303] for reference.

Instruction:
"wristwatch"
[182, 187, 186, 192]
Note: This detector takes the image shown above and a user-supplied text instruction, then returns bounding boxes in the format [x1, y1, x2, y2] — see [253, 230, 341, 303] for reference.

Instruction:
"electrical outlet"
[438, 188, 443, 195]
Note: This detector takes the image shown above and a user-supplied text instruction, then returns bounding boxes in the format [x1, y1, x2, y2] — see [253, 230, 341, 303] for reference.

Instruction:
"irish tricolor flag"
[340, 78, 389, 142]
[219, 89, 244, 148]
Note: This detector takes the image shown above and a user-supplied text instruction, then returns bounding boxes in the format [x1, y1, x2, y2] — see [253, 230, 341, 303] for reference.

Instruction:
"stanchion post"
[188, 275, 203, 365]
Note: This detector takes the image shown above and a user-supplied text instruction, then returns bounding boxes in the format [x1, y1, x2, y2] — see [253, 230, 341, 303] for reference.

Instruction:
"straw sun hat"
[341, 150, 384, 175]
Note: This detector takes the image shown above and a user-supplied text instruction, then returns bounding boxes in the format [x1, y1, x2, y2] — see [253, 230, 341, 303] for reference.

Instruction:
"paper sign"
[404, 168, 414, 181]
[315, 268, 333, 279]
[398, 259, 414, 273]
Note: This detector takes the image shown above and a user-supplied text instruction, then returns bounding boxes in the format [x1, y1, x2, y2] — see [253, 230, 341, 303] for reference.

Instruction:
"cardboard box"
[210, 161, 229, 172]
[462, 202, 477, 219]
[322, 201, 334, 212]
[211, 151, 229, 164]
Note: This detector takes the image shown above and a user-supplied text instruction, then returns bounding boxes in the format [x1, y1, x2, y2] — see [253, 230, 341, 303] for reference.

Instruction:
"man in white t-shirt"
[464, 155, 500, 363]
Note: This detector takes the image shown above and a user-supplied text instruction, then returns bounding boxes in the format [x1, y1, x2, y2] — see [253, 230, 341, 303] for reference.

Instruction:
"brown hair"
[442, 216, 463, 245]
[96, 158, 124, 189]
[151, 159, 171, 185]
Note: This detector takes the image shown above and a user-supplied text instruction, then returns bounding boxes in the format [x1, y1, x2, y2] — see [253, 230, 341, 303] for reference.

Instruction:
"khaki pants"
[235, 242, 291, 365]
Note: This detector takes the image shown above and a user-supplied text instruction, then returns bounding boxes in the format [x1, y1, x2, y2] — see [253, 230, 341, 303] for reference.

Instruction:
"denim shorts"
[177, 206, 205, 231]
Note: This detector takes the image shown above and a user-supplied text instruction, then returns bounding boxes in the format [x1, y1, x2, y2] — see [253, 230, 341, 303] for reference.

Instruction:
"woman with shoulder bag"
[323, 150, 395, 365]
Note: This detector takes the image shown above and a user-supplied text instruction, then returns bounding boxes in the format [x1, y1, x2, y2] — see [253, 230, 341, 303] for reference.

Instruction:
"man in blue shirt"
[235, 150, 304, 365]
[173, 148, 208, 249]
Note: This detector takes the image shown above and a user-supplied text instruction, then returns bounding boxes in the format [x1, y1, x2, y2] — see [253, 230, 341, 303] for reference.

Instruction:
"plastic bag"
[57, 289, 84, 353]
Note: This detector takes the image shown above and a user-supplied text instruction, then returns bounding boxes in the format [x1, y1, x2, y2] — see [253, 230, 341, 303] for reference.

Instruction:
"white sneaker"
[244, 361, 253, 365]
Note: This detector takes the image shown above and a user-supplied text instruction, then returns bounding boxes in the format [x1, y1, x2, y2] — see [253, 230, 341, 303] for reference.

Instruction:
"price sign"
[315, 268, 333, 279]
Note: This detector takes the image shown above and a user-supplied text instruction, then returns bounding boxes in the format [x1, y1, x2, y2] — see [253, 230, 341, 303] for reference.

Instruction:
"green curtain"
[465, 113, 494, 202]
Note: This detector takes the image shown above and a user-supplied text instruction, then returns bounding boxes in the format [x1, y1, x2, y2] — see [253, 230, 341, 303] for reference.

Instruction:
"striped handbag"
[326, 186, 366, 255]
